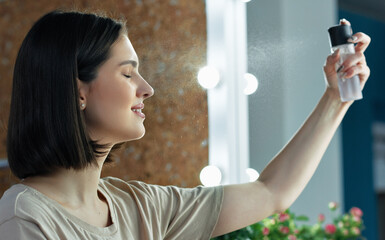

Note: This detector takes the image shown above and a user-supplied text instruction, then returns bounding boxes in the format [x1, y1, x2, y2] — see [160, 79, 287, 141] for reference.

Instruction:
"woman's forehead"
[109, 35, 139, 65]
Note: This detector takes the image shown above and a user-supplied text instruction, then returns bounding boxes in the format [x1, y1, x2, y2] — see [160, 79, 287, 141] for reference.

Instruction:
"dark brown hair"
[7, 10, 126, 179]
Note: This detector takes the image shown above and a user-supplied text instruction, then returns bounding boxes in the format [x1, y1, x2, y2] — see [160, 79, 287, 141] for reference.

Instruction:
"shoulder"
[99, 176, 224, 203]
[99, 176, 184, 198]
[0, 184, 29, 223]
[0, 184, 51, 225]
[99, 176, 160, 199]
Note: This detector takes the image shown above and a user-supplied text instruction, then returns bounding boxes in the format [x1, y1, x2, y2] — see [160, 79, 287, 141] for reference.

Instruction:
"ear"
[77, 79, 89, 110]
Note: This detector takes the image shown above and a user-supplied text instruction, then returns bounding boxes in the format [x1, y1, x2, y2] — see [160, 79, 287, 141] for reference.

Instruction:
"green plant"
[212, 202, 365, 240]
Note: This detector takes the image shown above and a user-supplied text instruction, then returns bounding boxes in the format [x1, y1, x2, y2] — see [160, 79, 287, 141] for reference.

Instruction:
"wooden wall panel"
[0, 0, 208, 196]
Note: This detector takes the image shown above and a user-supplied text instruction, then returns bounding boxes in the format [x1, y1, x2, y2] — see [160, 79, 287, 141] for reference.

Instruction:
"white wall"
[247, 0, 342, 222]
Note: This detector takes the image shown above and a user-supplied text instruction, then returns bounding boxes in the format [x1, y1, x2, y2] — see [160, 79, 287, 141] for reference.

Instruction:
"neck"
[22, 155, 108, 209]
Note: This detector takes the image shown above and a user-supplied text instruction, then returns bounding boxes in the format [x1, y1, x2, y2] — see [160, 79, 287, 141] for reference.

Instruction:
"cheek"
[86, 80, 135, 127]
[102, 81, 133, 108]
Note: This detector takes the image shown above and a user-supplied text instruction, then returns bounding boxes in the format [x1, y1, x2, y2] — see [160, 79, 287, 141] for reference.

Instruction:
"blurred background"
[0, 0, 384, 239]
[246, 1, 385, 239]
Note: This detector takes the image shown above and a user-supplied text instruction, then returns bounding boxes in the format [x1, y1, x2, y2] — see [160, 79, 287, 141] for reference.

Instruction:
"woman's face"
[81, 35, 154, 144]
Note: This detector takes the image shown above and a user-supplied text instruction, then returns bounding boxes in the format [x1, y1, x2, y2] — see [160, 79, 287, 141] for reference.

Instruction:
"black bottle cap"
[328, 25, 352, 47]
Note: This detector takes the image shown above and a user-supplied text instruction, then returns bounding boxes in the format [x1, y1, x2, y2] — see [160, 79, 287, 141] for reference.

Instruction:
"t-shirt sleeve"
[144, 183, 224, 240]
[102, 177, 224, 239]
[0, 217, 48, 240]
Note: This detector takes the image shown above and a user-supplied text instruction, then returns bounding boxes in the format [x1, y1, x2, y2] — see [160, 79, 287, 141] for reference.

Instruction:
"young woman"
[0, 10, 370, 239]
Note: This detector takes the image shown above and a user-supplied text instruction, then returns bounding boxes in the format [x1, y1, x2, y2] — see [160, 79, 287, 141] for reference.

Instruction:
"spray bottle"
[328, 24, 362, 102]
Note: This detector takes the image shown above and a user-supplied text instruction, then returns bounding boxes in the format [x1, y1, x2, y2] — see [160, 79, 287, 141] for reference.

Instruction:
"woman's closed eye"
[123, 74, 131, 79]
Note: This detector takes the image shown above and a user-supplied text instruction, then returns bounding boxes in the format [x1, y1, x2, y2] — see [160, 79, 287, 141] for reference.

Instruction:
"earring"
[80, 103, 86, 109]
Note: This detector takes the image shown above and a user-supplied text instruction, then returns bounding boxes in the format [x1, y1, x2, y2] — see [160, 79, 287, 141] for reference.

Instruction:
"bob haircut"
[7, 10, 127, 179]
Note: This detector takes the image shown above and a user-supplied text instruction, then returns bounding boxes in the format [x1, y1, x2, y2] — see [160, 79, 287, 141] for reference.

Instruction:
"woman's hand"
[323, 19, 371, 103]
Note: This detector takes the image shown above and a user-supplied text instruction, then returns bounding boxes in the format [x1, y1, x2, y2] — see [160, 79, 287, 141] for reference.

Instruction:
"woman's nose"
[136, 75, 154, 100]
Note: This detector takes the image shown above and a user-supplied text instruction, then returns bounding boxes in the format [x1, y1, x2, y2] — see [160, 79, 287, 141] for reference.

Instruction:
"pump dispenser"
[328, 24, 362, 102]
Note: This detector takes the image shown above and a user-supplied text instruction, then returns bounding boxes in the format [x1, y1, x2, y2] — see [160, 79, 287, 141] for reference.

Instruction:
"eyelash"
[123, 74, 131, 79]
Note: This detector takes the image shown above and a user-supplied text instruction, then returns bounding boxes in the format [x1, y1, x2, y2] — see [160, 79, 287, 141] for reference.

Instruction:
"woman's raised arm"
[211, 22, 371, 238]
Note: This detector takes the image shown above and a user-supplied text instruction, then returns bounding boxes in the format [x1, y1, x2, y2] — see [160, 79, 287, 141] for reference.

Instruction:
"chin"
[126, 128, 146, 141]
[133, 132, 145, 140]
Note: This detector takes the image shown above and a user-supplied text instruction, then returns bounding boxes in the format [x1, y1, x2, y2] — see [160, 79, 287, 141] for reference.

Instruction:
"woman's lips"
[131, 103, 145, 118]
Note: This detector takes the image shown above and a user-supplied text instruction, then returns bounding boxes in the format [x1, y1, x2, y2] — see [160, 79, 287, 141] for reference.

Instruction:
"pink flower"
[262, 227, 270, 236]
[328, 202, 338, 211]
[294, 229, 299, 234]
[318, 213, 325, 223]
[325, 224, 337, 235]
[279, 213, 290, 222]
[342, 229, 349, 236]
[288, 234, 297, 240]
[350, 207, 363, 218]
[351, 227, 361, 235]
[280, 226, 290, 234]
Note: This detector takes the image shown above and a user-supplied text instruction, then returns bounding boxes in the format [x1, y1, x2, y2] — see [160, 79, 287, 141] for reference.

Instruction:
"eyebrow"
[118, 60, 138, 68]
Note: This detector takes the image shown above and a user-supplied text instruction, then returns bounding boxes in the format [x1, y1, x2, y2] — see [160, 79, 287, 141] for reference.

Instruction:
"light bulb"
[200, 165, 222, 186]
[243, 73, 259, 95]
[197, 66, 220, 89]
[246, 168, 259, 182]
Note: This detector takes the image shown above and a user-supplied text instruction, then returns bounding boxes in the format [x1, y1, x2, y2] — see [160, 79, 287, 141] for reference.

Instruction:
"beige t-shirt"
[0, 177, 224, 240]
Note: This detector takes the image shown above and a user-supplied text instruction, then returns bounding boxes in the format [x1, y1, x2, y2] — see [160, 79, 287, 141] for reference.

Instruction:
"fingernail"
[340, 18, 347, 23]
[348, 36, 358, 42]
